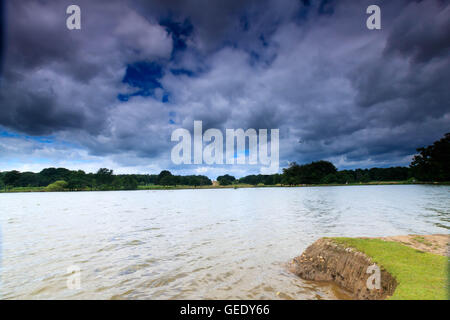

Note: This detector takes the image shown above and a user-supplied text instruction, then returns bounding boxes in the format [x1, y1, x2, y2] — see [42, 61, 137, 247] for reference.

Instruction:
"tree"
[67, 170, 89, 190]
[410, 133, 450, 182]
[282, 161, 337, 184]
[157, 170, 172, 185]
[96, 168, 114, 187]
[3, 170, 21, 189]
[16, 172, 39, 187]
[39, 168, 71, 186]
[122, 176, 138, 190]
[45, 180, 68, 192]
[0, 176, 5, 191]
[217, 174, 236, 186]
[159, 175, 176, 186]
[321, 173, 338, 184]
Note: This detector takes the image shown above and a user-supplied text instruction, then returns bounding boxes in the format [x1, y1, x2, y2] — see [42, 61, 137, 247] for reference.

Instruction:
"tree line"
[219, 132, 449, 185]
[0, 168, 212, 191]
[0, 133, 448, 191]
[220, 163, 411, 186]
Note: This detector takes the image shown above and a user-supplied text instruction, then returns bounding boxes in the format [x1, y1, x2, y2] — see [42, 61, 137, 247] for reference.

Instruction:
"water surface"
[0, 185, 448, 299]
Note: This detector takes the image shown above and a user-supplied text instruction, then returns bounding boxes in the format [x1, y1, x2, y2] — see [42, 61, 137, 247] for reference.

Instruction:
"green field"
[332, 237, 448, 300]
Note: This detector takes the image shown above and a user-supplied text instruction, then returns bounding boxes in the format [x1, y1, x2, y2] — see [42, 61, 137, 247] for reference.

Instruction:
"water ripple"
[0, 185, 448, 299]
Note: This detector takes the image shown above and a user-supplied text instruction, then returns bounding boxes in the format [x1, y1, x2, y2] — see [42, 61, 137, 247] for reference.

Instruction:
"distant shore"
[1, 181, 449, 193]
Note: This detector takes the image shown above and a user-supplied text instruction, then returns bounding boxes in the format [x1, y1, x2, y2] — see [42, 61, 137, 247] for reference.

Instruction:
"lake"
[0, 185, 448, 299]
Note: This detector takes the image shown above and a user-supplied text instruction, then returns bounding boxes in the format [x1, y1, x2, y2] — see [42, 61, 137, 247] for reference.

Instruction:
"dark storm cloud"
[0, 88, 87, 135]
[0, 0, 449, 174]
[348, 1, 450, 151]
[383, 0, 450, 63]
[0, 0, 5, 77]
[1, 0, 172, 138]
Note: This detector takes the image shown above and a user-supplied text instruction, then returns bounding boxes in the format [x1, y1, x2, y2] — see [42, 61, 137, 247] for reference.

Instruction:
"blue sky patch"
[0, 129, 54, 144]
[160, 18, 193, 55]
[170, 68, 195, 77]
[122, 62, 163, 90]
[119, 61, 165, 101]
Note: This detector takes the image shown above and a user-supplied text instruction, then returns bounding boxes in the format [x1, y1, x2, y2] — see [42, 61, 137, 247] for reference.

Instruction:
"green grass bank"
[331, 237, 448, 300]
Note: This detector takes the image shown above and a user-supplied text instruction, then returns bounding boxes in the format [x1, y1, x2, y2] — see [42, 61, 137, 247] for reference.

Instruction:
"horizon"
[0, 159, 417, 180]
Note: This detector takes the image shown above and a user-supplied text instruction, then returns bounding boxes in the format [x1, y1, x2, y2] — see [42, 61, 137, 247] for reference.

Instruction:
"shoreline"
[1, 181, 449, 194]
[290, 234, 449, 300]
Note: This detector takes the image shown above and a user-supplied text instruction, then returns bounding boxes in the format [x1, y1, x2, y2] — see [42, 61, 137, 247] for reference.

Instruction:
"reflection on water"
[0, 185, 449, 299]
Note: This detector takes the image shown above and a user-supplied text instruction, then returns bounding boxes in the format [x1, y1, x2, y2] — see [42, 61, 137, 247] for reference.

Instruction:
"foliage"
[217, 174, 236, 186]
[282, 160, 337, 185]
[0, 168, 211, 191]
[238, 174, 282, 185]
[119, 176, 139, 190]
[410, 133, 450, 182]
[96, 168, 114, 187]
[158, 170, 175, 186]
[45, 180, 69, 192]
[3, 170, 21, 188]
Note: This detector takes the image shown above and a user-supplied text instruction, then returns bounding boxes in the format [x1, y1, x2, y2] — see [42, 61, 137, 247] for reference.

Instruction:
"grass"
[0, 186, 46, 192]
[1, 181, 449, 193]
[412, 236, 433, 247]
[138, 183, 260, 190]
[332, 237, 448, 300]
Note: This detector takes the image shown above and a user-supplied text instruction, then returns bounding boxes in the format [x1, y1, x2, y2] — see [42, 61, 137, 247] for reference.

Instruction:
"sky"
[0, 0, 449, 178]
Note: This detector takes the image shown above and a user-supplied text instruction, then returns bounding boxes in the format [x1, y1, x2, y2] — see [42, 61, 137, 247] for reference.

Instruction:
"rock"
[289, 238, 397, 300]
